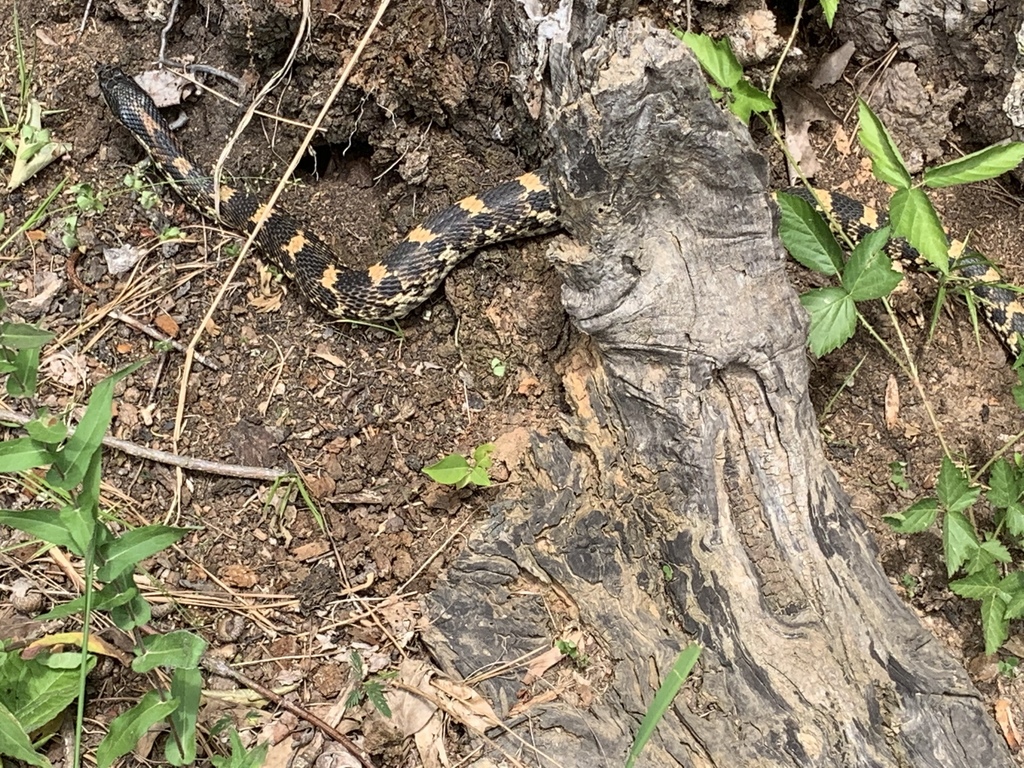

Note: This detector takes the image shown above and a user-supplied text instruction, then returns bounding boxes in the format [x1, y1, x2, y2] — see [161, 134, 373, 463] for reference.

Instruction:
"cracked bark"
[423, 6, 1013, 767]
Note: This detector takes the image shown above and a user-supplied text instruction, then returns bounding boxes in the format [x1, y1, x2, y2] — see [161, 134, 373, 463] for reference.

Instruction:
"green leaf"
[98, 525, 189, 583]
[0, 508, 79, 551]
[729, 80, 775, 125]
[889, 188, 949, 275]
[166, 667, 202, 765]
[943, 508, 980, 578]
[679, 32, 743, 88]
[883, 498, 938, 533]
[24, 414, 68, 445]
[775, 192, 844, 276]
[625, 644, 701, 768]
[6, 346, 40, 397]
[842, 226, 902, 301]
[980, 594, 1010, 655]
[1006, 502, 1024, 537]
[818, 0, 837, 26]
[37, 581, 137, 620]
[0, 651, 91, 734]
[366, 682, 392, 717]
[0, 437, 56, 473]
[0, 322, 54, 350]
[472, 443, 495, 469]
[467, 465, 491, 488]
[799, 287, 856, 357]
[979, 537, 1013, 564]
[1005, 586, 1024, 620]
[423, 454, 472, 486]
[988, 458, 1021, 509]
[924, 142, 1024, 188]
[96, 690, 179, 768]
[209, 730, 267, 768]
[135, 631, 207, 673]
[936, 456, 980, 513]
[46, 361, 144, 490]
[949, 565, 1005, 601]
[0, 702, 51, 768]
[857, 100, 912, 189]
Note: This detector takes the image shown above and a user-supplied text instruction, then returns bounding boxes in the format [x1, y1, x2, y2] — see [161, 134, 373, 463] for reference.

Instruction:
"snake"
[97, 66, 560, 321]
[98, 66, 1024, 353]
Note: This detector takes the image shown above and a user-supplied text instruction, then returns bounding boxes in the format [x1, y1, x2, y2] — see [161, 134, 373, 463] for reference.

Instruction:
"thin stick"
[108, 310, 220, 370]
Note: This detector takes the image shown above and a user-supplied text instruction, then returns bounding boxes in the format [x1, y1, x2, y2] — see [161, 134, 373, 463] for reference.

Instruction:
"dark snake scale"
[99, 66, 1024, 353]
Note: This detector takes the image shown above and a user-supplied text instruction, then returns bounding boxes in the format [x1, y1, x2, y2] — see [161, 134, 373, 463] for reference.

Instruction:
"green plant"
[423, 442, 495, 489]
[625, 644, 701, 768]
[0, 319, 258, 766]
[999, 656, 1019, 679]
[344, 651, 393, 717]
[556, 639, 590, 669]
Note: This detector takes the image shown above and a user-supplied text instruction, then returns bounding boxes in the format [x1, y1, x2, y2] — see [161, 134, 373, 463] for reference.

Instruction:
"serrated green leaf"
[0, 702, 51, 768]
[889, 188, 949, 274]
[776, 192, 844, 276]
[799, 287, 856, 357]
[1006, 503, 1024, 537]
[729, 80, 775, 125]
[883, 498, 938, 533]
[857, 100, 912, 189]
[96, 690, 179, 768]
[423, 454, 472, 486]
[924, 142, 1024, 188]
[818, 0, 837, 25]
[988, 458, 1020, 509]
[0, 437, 56, 473]
[135, 630, 207, 673]
[680, 32, 743, 88]
[936, 456, 980, 513]
[980, 537, 1013, 564]
[944, 508, 980, 578]
[98, 525, 189, 583]
[980, 594, 1010, 655]
[949, 565, 1004, 600]
[1005, 587, 1024, 620]
[842, 226, 902, 301]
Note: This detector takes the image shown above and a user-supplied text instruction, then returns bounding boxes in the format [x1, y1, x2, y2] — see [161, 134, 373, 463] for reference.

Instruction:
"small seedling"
[889, 461, 910, 491]
[344, 651, 393, 717]
[489, 357, 506, 377]
[423, 443, 495, 489]
[999, 656, 1020, 679]
[556, 639, 590, 669]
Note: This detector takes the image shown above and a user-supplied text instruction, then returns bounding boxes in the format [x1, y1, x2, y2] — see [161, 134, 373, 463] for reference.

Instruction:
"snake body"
[99, 66, 1023, 353]
[98, 66, 560, 321]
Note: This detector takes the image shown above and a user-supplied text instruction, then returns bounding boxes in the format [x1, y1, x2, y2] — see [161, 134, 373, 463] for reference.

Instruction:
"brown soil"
[2, 0, 1023, 764]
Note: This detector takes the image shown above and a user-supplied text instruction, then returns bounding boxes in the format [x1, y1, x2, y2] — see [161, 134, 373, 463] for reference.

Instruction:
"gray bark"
[424, 8, 1013, 767]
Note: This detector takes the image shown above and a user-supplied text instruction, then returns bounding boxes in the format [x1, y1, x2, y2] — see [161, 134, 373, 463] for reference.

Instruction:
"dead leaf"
[135, 69, 193, 108]
[810, 41, 856, 88]
[154, 311, 179, 338]
[884, 374, 900, 431]
[103, 243, 145, 275]
[996, 699, 1021, 752]
[389, 660, 437, 737]
[779, 86, 837, 183]
[413, 710, 448, 768]
[432, 676, 501, 733]
[522, 645, 566, 686]
[292, 541, 330, 561]
[219, 564, 259, 588]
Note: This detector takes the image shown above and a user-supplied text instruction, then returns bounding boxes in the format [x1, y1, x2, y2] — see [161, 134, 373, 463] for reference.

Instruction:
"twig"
[200, 656, 378, 768]
[108, 309, 220, 370]
[0, 407, 287, 480]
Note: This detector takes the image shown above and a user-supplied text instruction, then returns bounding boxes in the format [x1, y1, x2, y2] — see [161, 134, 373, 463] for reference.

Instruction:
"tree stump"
[423, 10, 1014, 767]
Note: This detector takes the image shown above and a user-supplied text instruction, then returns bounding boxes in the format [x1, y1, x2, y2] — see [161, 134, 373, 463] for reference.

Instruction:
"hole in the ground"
[294, 137, 374, 181]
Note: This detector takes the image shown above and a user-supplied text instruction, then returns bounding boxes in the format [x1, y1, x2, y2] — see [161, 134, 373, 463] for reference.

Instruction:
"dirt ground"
[2, 0, 1024, 764]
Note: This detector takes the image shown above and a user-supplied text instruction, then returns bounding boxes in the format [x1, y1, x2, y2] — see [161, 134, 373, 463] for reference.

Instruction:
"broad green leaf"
[842, 226, 902, 301]
[679, 32, 743, 88]
[24, 414, 68, 445]
[799, 287, 856, 357]
[1004, 586, 1024, 620]
[0, 702, 51, 768]
[1006, 502, 1024, 537]
[209, 730, 267, 768]
[819, 0, 837, 26]
[625, 644, 701, 768]
[0, 437, 56, 473]
[466, 465, 491, 488]
[936, 456, 980, 513]
[924, 142, 1024, 188]
[775, 192, 844, 276]
[889, 188, 949, 274]
[37, 582, 137, 620]
[979, 537, 1012, 564]
[6, 346, 40, 397]
[0, 508, 78, 551]
[166, 667, 202, 765]
[0, 652, 90, 733]
[857, 100, 912, 189]
[943, 508, 980, 578]
[98, 525, 189, 583]
[47, 361, 144, 490]
[96, 690, 179, 768]
[423, 454, 472, 486]
[472, 443, 495, 469]
[883, 498, 938, 533]
[0, 322, 54, 350]
[135, 631, 207, 673]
